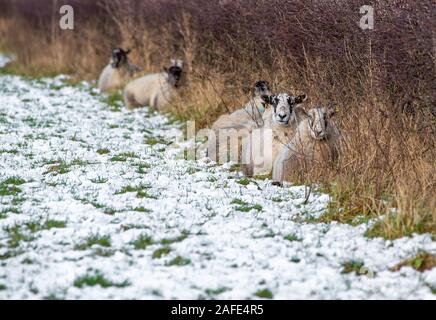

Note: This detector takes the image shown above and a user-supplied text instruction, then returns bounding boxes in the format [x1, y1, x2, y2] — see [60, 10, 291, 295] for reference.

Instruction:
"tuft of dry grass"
[391, 252, 436, 272]
[0, 0, 434, 239]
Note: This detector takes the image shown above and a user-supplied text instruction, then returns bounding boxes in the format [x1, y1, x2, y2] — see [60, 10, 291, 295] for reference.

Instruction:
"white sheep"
[98, 48, 140, 92]
[211, 80, 272, 130]
[207, 81, 272, 163]
[272, 105, 341, 185]
[123, 59, 183, 110]
[241, 93, 308, 177]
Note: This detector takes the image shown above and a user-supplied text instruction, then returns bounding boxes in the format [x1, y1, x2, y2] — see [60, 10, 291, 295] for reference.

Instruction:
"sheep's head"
[270, 93, 308, 125]
[252, 80, 272, 104]
[304, 105, 336, 140]
[111, 48, 130, 68]
[164, 65, 183, 87]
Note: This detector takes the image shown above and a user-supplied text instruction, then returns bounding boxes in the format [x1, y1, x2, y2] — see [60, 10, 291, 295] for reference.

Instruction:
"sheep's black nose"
[279, 114, 286, 120]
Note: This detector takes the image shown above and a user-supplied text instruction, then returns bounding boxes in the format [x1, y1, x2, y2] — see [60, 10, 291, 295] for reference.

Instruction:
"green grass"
[236, 178, 250, 186]
[133, 207, 152, 213]
[2, 177, 26, 186]
[341, 260, 365, 275]
[134, 162, 150, 174]
[160, 231, 189, 245]
[254, 289, 273, 299]
[0, 149, 19, 155]
[231, 198, 263, 212]
[205, 287, 228, 296]
[43, 160, 71, 175]
[166, 256, 191, 266]
[4, 225, 34, 248]
[152, 246, 171, 259]
[90, 177, 108, 184]
[145, 136, 169, 146]
[0, 207, 20, 218]
[73, 271, 129, 288]
[116, 183, 151, 194]
[25, 219, 66, 233]
[115, 183, 156, 199]
[110, 152, 138, 162]
[103, 92, 124, 112]
[284, 233, 302, 242]
[96, 148, 110, 155]
[231, 199, 248, 206]
[0, 284, 6, 291]
[186, 167, 200, 175]
[75, 235, 111, 250]
[0, 185, 22, 196]
[229, 164, 241, 172]
[3, 219, 66, 248]
[92, 248, 115, 257]
[132, 234, 154, 250]
[0, 177, 26, 196]
[253, 172, 272, 180]
[11, 196, 26, 205]
[235, 204, 263, 213]
[137, 190, 158, 199]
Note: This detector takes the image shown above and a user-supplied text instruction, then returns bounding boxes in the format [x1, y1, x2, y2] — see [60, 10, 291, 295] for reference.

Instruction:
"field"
[0, 0, 435, 299]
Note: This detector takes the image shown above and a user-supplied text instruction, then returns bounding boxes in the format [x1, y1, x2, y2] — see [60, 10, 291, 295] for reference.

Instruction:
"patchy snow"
[0, 61, 435, 299]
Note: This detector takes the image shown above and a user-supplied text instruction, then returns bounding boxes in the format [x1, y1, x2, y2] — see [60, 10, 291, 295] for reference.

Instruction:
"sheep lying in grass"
[207, 81, 272, 163]
[212, 80, 272, 130]
[241, 93, 308, 177]
[272, 105, 341, 186]
[124, 59, 183, 110]
[98, 48, 141, 92]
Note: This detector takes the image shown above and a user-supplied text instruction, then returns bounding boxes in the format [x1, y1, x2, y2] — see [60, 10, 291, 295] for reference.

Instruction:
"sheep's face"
[252, 80, 272, 104]
[165, 66, 183, 87]
[307, 107, 331, 140]
[111, 48, 130, 68]
[270, 93, 307, 125]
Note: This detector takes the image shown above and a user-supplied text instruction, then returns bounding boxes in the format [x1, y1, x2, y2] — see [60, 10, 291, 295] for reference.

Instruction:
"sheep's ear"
[262, 95, 272, 105]
[163, 66, 169, 73]
[294, 93, 308, 104]
[176, 59, 184, 68]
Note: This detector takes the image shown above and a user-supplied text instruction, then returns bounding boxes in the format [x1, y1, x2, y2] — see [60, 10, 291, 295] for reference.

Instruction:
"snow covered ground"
[0, 56, 435, 299]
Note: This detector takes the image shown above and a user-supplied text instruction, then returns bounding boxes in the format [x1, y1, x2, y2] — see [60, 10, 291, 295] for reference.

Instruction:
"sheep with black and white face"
[98, 48, 141, 92]
[242, 92, 308, 177]
[272, 105, 341, 186]
[123, 59, 184, 110]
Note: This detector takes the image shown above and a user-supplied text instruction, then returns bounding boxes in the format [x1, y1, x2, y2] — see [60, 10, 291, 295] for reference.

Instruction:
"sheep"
[123, 59, 184, 110]
[241, 92, 308, 177]
[211, 80, 272, 131]
[272, 105, 341, 186]
[98, 48, 141, 92]
[207, 81, 272, 163]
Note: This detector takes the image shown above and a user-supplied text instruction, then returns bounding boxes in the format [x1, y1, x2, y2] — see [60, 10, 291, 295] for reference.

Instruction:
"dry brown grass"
[0, 0, 434, 239]
[391, 252, 436, 272]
